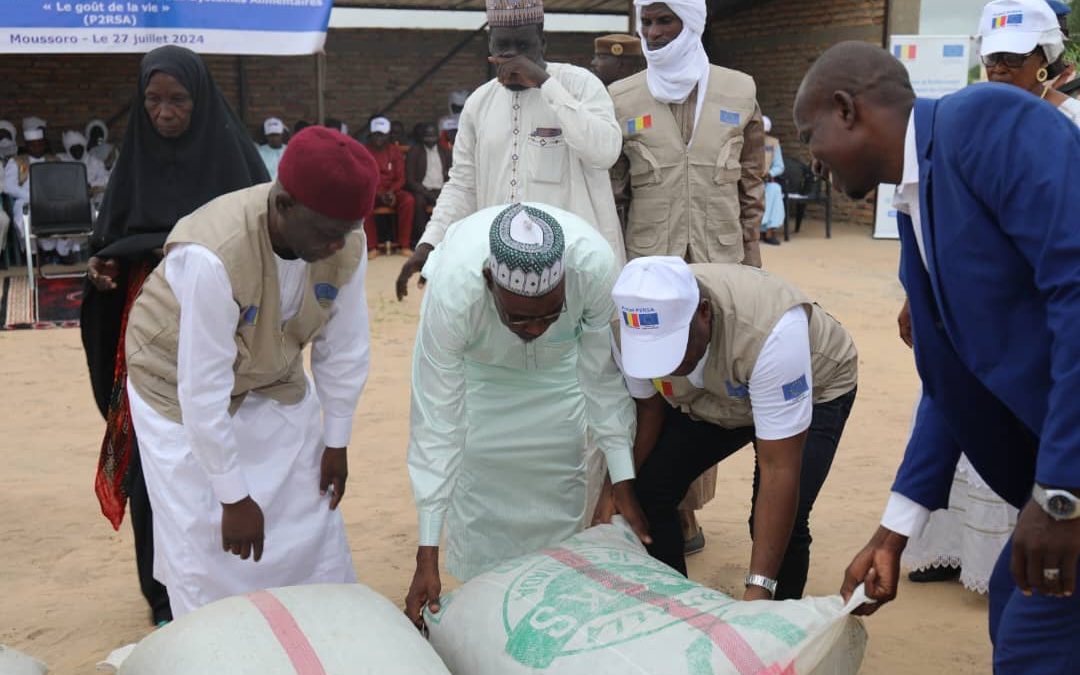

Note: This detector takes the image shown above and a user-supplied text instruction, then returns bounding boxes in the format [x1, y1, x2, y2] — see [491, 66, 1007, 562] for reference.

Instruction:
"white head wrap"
[62, 130, 87, 154]
[634, 0, 710, 105]
[85, 119, 108, 145]
[763, 115, 773, 133]
[0, 121, 15, 159]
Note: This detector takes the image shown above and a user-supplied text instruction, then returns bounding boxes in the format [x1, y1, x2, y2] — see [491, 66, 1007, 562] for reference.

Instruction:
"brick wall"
[710, 0, 888, 227]
[0, 28, 598, 147]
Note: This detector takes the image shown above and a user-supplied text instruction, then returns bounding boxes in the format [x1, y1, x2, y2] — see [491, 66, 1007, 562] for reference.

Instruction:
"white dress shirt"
[881, 110, 932, 539]
[419, 63, 626, 264]
[421, 145, 445, 191]
[164, 243, 370, 504]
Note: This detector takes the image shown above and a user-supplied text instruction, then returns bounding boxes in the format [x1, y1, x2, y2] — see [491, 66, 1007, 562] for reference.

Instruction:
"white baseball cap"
[263, 117, 285, 135]
[978, 0, 1063, 59]
[370, 116, 391, 135]
[24, 128, 44, 142]
[612, 256, 701, 379]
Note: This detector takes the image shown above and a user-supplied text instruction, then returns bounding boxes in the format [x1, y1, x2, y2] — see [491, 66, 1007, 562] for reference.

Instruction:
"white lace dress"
[902, 455, 1018, 594]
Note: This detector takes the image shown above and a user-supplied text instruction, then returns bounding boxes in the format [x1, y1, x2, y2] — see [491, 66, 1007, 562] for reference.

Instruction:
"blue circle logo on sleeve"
[314, 283, 339, 307]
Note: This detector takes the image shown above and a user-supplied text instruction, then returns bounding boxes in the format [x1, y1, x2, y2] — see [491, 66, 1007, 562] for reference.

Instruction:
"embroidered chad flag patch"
[622, 310, 659, 328]
[626, 114, 652, 134]
[992, 12, 1023, 28]
[652, 379, 674, 396]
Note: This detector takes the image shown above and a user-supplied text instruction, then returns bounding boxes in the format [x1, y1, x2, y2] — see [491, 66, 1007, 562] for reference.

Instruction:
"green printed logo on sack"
[501, 544, 805, 670]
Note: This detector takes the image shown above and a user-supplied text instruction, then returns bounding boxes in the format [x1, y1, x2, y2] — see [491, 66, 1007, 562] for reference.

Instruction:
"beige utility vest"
[611, 66, 757, 263]
[763, 136, 780, 178]
[616, 264, 858, 429]
[126, 183, 364, 423]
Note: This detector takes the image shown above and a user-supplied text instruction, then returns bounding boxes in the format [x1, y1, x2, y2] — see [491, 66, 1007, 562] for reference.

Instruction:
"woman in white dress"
[902, 0, 1080, 593]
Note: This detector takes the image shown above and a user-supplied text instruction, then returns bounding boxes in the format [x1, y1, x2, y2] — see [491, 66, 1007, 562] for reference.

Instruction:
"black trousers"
[410, 189, 437, 248]
[127, 439, 172, 624]
[634, 389, 856, 600]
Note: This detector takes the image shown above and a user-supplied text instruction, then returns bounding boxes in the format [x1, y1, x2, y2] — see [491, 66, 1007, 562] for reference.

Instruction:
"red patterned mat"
[1, 275, 83, 329]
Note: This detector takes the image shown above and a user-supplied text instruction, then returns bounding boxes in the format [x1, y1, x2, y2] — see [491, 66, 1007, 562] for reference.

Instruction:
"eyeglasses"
[492, 290, 567, 329]
[981, 50, 1037, 69]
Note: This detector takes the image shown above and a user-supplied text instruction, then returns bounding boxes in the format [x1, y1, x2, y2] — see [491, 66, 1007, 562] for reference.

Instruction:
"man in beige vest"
[609, 0, 767, 554]
[599, 256, 858, 601]
[124, 127, 379, 618]
[611, 0, 765, 266]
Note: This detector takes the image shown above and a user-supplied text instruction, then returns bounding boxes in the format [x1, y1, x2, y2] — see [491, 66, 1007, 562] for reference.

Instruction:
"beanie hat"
[278, 126, 379, 221]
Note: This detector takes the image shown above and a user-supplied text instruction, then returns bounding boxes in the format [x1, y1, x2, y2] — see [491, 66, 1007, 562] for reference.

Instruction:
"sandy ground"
[0, 221, 992, 674]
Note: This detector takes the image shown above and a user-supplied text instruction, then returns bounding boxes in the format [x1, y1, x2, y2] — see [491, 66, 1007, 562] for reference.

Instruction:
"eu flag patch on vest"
[242, 305, 259, 326]
[725, 380, 749, 398]
[782, 374, 810, 402]
[314, 283, 339, 306]
[720, 110, 741, 125]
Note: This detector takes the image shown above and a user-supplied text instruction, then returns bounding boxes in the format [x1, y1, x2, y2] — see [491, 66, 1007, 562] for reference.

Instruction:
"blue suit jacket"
[893, 84, 1080, 510]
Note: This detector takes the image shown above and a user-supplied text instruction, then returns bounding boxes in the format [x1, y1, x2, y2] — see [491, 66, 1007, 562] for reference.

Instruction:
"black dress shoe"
[762, 236, 781, 246]
[908, 565, 961, 583]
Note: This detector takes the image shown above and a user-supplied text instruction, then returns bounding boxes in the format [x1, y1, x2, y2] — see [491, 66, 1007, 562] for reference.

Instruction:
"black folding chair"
[781, 158, 833, 241]
[26, 161, 94, 317]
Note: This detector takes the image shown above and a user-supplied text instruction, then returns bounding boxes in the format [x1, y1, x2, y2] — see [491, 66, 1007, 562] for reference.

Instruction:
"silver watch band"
[744, 573, 777, 596]
[1033, 484, 1080, 520]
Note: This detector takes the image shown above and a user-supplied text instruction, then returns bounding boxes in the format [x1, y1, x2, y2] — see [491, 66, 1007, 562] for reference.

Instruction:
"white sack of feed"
[115, 583, 450, 675]
[426, 518, 868, 675]
[0, 645, 47, 675]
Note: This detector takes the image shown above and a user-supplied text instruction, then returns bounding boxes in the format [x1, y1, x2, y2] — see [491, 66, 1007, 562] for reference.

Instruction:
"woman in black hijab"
[81, 45, 268, 626]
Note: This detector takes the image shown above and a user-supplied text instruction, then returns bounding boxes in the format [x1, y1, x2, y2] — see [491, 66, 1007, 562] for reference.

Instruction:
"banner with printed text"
[0, 0, 332, 55]
[873, 34, 974, 239]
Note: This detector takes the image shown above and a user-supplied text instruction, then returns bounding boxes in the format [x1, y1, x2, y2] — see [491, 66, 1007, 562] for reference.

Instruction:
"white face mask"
[0, 138, 15, 158]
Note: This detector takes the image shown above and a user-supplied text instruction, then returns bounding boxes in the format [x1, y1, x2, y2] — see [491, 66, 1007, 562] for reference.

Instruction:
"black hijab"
[82, 46, 268, 418]
[91, 45, 269, 258]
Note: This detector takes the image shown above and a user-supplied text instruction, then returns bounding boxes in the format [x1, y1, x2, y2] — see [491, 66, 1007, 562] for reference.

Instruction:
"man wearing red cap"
[123, 127, 379, 618]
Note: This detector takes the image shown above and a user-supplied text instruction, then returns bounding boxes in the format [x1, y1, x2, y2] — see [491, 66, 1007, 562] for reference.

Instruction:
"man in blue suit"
[793, 41, 1080, 672]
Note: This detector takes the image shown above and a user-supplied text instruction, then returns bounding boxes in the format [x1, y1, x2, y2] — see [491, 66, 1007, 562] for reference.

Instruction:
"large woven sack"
[426, 519, 867, 675]
[0, 645, 47, 675]
[116, 584, 450, 675]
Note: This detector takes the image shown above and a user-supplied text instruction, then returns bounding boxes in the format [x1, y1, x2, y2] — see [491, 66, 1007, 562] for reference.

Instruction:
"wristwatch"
[1032, 484, 1080, 521]
[744, 573, 777, 597]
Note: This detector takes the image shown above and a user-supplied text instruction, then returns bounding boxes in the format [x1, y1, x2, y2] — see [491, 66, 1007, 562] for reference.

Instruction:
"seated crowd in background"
[1, 95, 465, 267]
[0, 116, 114, 264]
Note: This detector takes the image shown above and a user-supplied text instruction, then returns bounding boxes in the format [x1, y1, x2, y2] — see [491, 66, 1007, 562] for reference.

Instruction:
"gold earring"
[1037, 67, 1049, 83]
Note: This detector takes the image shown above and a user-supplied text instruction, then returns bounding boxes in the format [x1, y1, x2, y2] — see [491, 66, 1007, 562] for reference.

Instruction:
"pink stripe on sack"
[544, 548, 769, 675]
[247, 590, 327, 675]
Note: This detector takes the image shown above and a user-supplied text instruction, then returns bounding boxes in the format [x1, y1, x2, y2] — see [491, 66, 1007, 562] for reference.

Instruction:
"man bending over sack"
[598, 256, 857, 600]
[404, 203, 650, 628]
[124, 127, 378, 617]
